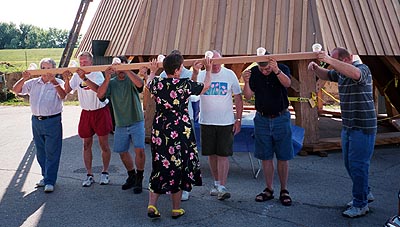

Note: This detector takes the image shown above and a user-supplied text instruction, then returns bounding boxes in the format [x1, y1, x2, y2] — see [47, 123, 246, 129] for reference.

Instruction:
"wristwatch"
[236, 118, 241, 122]
[276, 70, 282, 75]
[83, 77, 88, 81]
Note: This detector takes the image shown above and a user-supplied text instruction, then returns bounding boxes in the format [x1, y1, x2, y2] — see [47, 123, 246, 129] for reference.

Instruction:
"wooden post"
[292, 60, 319, 145]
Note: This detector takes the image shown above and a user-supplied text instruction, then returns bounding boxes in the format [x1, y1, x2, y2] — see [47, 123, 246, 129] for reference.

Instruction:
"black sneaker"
[133, 174, 143, 194]
[122, 173, 135, 190]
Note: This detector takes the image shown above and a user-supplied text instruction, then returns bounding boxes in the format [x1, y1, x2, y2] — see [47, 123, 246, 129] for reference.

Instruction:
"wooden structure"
[76, 0, 400, 153]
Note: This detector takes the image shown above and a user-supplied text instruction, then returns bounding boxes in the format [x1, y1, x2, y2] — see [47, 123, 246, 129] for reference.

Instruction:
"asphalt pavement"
[0, 105, 399, 227]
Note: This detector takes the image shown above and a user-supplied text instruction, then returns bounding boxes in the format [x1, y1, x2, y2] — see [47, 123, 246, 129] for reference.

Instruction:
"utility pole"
[59, 0, 93, 68]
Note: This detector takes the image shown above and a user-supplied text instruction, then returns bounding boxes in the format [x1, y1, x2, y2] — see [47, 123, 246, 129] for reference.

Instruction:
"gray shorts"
[200, 124, 234, 157]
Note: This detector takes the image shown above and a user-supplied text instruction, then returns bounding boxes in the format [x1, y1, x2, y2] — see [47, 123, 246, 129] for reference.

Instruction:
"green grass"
[0, 97, 28, 106]
[0, 97, 80, 106]
[0, 48, 77, 73]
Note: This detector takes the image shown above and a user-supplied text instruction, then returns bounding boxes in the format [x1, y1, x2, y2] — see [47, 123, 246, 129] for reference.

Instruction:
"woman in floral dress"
[146, 53, 212, 219]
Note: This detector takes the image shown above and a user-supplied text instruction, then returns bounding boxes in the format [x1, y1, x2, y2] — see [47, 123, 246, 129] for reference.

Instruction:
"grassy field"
[0, 98, 79, 106]
[0, 48, 77, 73]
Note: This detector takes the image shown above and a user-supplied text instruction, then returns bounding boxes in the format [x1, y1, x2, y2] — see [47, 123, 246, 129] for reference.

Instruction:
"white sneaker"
[44, 184, 54, 193]
[217, 186, 231, 200]
[36, 179, 45, 187]
[210, 185, 219, 196]
[181, 191, 190, 201]
[342, 205, 369, 218]
[99, 173, 109, 185]
[82, 175, 95, 187]
[346, 191, 375, 207]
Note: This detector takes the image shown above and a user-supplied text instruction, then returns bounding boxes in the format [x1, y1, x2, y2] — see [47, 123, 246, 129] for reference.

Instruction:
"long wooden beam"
[27, 52, 318, 76]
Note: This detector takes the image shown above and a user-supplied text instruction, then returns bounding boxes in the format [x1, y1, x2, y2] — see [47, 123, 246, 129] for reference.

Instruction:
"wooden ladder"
[59, 0, 93, 68]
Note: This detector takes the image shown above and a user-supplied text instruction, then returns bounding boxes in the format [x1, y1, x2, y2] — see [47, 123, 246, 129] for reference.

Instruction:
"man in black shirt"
[242, 56, 294, 206]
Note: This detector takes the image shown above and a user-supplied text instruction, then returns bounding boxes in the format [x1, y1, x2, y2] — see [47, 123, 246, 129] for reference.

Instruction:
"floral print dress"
[148, 77, 204, 194]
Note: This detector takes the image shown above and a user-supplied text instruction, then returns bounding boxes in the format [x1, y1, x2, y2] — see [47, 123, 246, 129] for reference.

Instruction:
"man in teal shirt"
[97, 56, 146, 194]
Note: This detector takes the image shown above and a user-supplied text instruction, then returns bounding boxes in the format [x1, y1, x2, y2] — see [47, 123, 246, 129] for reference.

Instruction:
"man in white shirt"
[13, 58, 67, 193]
[197, 50, 243, 200]
[63, 51, 113, 187]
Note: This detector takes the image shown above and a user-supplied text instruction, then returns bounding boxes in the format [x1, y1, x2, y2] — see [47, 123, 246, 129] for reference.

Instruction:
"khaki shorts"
[200, 124, 234, 157]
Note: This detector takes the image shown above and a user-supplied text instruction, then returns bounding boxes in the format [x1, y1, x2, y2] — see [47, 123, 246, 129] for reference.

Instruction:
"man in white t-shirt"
[197, 50, 243, 200]
[63, 51, 113, 187]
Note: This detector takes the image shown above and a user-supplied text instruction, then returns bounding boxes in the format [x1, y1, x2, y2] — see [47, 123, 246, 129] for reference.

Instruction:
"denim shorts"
[113, 120, 145, 152]
[253, 111, 294, 160]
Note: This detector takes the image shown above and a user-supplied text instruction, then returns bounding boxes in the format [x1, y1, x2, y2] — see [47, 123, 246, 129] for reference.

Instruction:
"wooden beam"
[293, 59, 319, 144]
[383, 56, 400, 74]
[27, 52, 318, 76]
[290, 76, 300, 92]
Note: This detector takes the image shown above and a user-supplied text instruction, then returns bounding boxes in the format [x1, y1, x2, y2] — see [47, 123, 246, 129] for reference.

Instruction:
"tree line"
[0, 22, 80, 49]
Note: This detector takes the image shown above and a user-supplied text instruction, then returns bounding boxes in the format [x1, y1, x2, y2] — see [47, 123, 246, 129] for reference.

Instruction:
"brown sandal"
[255, 188, 274, 202]
[279, 189, 292, 206]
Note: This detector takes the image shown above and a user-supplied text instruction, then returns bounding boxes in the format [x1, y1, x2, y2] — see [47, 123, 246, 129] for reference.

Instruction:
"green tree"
[19, 24, 34, 49]
[0, 22, 20, 49]
[0, 22, 71, 49]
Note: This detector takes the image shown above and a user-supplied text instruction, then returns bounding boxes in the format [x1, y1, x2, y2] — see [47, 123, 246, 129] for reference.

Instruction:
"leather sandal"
[147, 205, 161, 219]
[171, 208, 185, 219]
[279, 189, 292, 206]
[255, 188, 274, 202]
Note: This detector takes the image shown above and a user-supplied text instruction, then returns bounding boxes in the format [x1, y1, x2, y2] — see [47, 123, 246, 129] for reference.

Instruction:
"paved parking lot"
[0, 106, 399, 227]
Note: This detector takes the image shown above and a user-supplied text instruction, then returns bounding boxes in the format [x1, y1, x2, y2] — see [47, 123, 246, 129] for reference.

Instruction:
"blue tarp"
[194, 122, 305, 156]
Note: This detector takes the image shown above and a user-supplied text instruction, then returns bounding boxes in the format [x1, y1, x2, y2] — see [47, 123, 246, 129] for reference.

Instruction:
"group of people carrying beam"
[13, 47, 376, 219]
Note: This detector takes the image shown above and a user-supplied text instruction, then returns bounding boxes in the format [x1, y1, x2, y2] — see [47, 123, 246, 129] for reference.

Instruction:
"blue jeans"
[253, 111, 294, 161]
[192, 100, 200, 122]
[341, 128, 376, 208]
[32, 115, 63, 186]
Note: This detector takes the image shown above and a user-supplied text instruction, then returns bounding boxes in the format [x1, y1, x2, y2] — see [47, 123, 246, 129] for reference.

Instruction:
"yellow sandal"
[171, 208, 185, 219]
[147, 205, 161, 219]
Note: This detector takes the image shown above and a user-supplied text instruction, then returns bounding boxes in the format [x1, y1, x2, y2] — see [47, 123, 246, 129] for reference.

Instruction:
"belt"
[33, 113, 61, 121]
[83, 106, 106, 112]
[257, 109, 288, 118]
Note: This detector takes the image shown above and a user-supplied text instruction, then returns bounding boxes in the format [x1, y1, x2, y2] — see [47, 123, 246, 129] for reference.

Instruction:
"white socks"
[214, 181, 227, 190]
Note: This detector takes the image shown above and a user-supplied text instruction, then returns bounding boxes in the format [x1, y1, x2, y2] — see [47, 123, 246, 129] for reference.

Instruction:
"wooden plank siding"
[78, 0, 330, 56]
[315, 0, 400, 56]
[78, 0, 399, 57]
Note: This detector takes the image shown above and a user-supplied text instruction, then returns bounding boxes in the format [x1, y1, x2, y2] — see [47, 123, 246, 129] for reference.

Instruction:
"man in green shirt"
[97, 56, 146, 194]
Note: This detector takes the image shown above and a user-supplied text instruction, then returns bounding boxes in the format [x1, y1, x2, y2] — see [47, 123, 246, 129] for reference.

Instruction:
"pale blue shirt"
[21, 77, 64, 116]
[159, 67, 192, 79]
